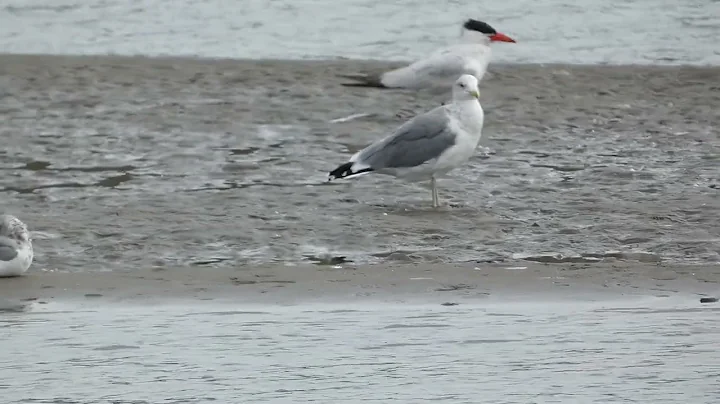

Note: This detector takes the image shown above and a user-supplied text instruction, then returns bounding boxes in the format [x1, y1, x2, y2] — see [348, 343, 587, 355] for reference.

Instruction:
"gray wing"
[358, 107, 456, 169]
[409, 44, 490, 80]
[0, 237, 18, 261]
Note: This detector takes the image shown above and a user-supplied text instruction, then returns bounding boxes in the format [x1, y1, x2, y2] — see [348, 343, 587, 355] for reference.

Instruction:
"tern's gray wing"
[409, 50, 466, 80]
[359, 107, 456, 169]
[0, 237, 18, 261]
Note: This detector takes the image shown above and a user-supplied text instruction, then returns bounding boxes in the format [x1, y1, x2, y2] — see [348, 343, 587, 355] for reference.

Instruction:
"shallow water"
[1, 0, 719, 65]
[2, 297, 719, 403]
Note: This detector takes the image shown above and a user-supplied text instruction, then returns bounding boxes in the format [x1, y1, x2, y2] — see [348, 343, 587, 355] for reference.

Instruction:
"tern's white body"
[340, 21, 515, 90]
[380, 40, 493, 89]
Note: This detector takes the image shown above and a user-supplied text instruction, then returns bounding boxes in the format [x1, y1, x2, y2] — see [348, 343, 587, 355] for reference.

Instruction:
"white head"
[0, 214, 31, 243]
[452, 74, 481, 102]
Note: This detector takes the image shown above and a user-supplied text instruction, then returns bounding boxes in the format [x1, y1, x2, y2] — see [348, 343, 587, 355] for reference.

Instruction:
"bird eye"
[459, 83, 465, 88]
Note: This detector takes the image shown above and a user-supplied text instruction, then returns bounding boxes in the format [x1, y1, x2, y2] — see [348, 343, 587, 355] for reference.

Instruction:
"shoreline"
[1, 261, 718, 307]
[2, 52, 719, 69]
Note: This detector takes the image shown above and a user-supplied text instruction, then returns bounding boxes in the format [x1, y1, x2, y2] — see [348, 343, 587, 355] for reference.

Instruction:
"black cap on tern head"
[462, 19, 497, 35]
[462, 19, 516, 43]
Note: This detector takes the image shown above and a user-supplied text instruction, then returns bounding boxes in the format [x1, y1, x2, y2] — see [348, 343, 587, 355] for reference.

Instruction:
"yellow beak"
[470, 90, 480, 99]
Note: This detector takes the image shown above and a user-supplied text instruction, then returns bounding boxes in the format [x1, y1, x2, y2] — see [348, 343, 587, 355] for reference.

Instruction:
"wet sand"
[3, 53, 719, 126]
[2, 53, 720, 273]
[1, 261, 719, 307]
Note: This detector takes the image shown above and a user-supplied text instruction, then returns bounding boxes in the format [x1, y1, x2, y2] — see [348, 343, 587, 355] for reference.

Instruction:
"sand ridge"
[1, 261, 718, 306]
[1, 53, 719, 288]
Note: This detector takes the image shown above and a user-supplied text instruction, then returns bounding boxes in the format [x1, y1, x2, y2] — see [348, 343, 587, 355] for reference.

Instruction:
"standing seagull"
[340, 19, 515, 89]
[0, 214, 34, 277]
[328, 74, 485, 208]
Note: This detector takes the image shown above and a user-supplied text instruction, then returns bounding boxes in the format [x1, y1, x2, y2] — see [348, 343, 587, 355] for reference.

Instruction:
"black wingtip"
[328, 162, 374, 181]
[328, 162, 353, 181]
[337, 73, 387, 88]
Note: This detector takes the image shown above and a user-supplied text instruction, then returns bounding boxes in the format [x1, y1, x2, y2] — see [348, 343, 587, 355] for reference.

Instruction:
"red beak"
[489, 32, 516, 43]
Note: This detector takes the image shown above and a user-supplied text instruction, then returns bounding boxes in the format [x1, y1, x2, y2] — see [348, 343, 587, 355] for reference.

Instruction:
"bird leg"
[431, 177, 440, 208]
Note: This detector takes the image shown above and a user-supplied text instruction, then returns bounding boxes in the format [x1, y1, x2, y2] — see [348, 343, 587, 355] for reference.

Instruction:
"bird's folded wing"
[0, 237, 19, 261]
[358, 107, 457, 169]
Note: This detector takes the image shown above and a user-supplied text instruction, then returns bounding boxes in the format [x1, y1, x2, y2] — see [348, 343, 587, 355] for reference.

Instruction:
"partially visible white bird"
[340, 19, 516, 89]
[328, 74, 485, 208]
[0, 214, 34, 277]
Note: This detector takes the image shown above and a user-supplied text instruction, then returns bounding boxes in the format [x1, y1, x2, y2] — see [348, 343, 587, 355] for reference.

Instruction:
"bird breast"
[453, 103, 485, 139]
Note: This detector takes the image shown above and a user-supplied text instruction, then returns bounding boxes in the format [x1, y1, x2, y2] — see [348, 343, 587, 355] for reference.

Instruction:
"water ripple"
[6, 301, 715, 402]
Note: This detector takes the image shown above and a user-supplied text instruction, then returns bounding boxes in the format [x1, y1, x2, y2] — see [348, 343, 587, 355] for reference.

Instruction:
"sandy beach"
[1, 261, 718, 308]
[1, 53, 720, 309]
[2, 53, 719, 272]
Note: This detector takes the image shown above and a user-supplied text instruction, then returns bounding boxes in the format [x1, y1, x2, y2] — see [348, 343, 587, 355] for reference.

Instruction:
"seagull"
[0, 214, 34, 277]
[340, 19, 515, 89]
[328, 74, 485, 208]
